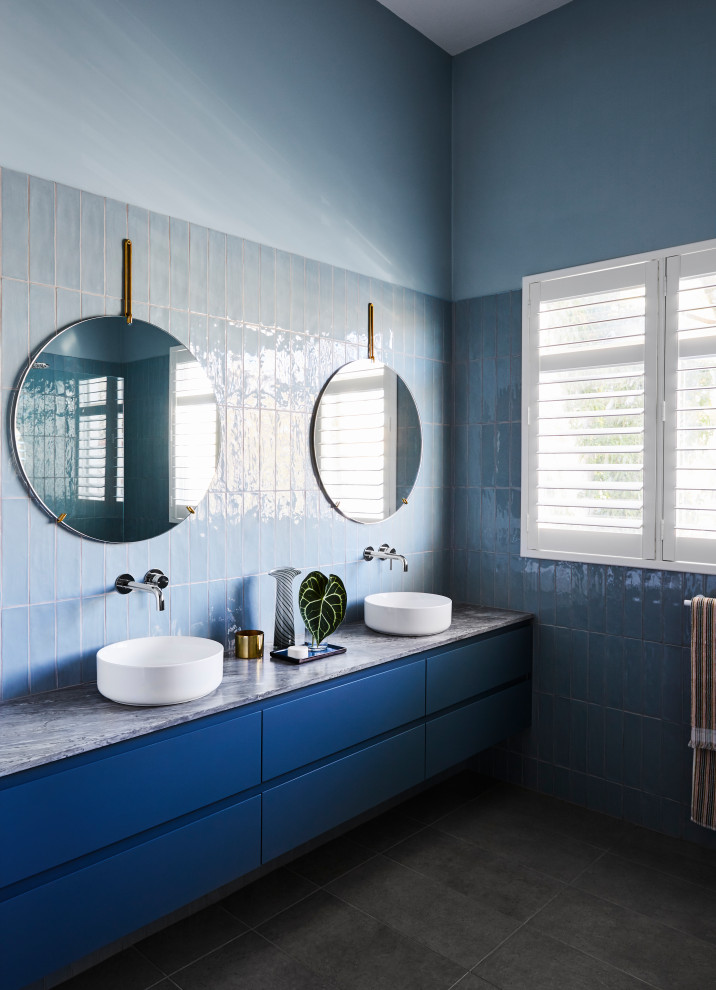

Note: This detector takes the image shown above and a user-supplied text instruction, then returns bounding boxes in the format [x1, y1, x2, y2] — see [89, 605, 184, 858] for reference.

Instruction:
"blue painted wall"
[0, 168, 452, 699]
[0, 0, 451, 298]
[452, 0, 716, 299]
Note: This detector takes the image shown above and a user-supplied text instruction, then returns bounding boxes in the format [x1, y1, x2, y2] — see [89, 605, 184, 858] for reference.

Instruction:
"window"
[77, 375, 124, 504]
[522, 238, 716, 572]
[169, 347, 218, 522]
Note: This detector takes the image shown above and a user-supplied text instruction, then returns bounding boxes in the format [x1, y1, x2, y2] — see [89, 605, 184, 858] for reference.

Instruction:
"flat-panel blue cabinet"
[0, 620, 532, 990]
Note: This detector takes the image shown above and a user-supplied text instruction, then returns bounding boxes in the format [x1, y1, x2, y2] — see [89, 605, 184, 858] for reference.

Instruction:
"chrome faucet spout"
[363, 544, 409, 572]
[115, 569, 169, 611]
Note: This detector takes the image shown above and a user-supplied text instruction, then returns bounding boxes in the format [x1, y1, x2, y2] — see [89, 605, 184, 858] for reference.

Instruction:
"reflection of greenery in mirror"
[311, 359, 421, 523]
[13, 317, 220, 543]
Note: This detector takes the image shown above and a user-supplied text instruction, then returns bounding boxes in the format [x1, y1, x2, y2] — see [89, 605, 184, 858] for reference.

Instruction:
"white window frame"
[522, 236, 716, 574]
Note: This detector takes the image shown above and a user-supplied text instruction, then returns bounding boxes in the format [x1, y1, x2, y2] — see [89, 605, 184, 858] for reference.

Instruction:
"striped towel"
[690, 595, 716, 829]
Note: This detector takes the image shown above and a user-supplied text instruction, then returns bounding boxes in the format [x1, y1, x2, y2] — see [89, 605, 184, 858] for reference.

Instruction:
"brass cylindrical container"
[235, 629, 264, 660]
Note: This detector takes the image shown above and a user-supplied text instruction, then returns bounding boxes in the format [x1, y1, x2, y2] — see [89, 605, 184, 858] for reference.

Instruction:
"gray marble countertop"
[0, 604, 532, 779]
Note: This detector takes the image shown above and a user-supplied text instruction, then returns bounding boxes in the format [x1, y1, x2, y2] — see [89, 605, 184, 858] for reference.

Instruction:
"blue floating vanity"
[0, 605, 532, 990]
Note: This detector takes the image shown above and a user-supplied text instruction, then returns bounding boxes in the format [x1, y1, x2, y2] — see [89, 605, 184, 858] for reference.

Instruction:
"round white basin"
[364, 592, 452, 637]
[97, 636, 224, 706]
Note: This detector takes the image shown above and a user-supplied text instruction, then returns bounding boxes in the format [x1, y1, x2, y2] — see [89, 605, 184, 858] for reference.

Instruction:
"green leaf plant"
[298, 570, 347, 647]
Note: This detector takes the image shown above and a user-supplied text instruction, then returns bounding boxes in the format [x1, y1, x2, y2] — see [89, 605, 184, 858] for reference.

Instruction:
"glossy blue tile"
[508, 553, 524, 610]
[642, 569, 663, 643]
[604, 708, 623, 782]
[465, 360, 480, 424]
[209, 579, 226, 645]
[305, 259, 319, 336]
[495, 488, 510, 553]
[554, 696, 571, 766]
[623, 638, 644, 713]
[29, 512, 55, 604]
[494, 553, 509, 607]
[496, 357, 510, 422]
[570, 562, 588, 631]
[2, 277, 28, 389]
[2, 606, 28, 698]
[55, 184, 81, 290]
[56, 598, 82, 687]
[127, 206, 149, 303]
[539, 560, 556, 625]
[28, 601, 55, 694]
[641, 717, 662, 794]
[149, 213, 170, 309]
[510, 423, 521, 487]
[80, 192, 104, 295]
[189, 224, 208, 313]
[481, 551, 495, 605]
[2, 169, 28, 279]
[554, 561, 571, 626]
[605, 566, 624, 636]
[169, 218, 189, 310]
[495, 422, 510, 487]
[481, 488, 496, 552]
[570, 700, 588, 773]
[571, 629, 589, 701]
[190, 582, 209, 638]
[29, 177, 55, 285]
[3, 500, 29, 607]
[523, 558, 540, 615]
[509, 356, 522, 422]
[510, 290, 522, 355]
[587, 704, 605, 778]
[170, 583, 190, 637]
[208, 229, 226, 317]
[661, 644, 683, 724]
[481, 424, 495, 487]
[587, 632, 605, 705]
[467, 425, 482, 488]
[481, 358, 496, 422]
[643, 642, 663, 718]
[105, 588, 128, 645]
[623, 569, 643, 638]
[662, 570, 683, 645]
[587, 564, 606, 632]
[508, 489, 521, 550]
[29, 282, 55, 351]
[603, 635, 624, 709]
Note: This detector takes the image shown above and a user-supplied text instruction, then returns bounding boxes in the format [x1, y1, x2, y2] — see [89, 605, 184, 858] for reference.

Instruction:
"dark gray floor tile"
[222, 867, 318, 926]
[483, 783, 626, 849]
[615, 824, 716, 891]
[576, 852, 716, 946]
[171, 930, 334, 990]
[399, 771, 495, 824]
[348, 806, 426, 851]
[449, 976, 497, 989]
[288, 835, 375, 886]
[327, 854, 519, 968]
[56, 947, 165, 990]
[259, 889, 466, 990]
[475, 926, 649, 990]
[435, 798, 604, 882]
[136, 905, 247, 974]
[530, 886, 716, 990]
[388, 825, 563, 920]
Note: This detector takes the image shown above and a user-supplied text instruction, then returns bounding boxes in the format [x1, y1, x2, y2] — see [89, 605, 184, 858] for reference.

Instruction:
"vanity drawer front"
[262, 724, 425, 862]
[0, 710, 261, 888]
[262, 660, 425, 780]
[1, 793, 261, 990]
[426, 680, 532, 778]
[426, 625, 532, 714]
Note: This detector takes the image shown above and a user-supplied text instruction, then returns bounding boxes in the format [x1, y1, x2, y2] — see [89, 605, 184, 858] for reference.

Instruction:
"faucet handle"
[144, 568, 169, 589]
[115, 573, 135, 594]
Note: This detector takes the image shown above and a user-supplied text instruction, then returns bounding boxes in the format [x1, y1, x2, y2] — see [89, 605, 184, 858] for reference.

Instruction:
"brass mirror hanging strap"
[123, 239, 133, 324]
[368, 302, 375, 360]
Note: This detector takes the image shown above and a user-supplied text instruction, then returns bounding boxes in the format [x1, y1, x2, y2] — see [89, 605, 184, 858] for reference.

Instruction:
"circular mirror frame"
[12, 316, 222, 543]
[310, 359, 422, 524]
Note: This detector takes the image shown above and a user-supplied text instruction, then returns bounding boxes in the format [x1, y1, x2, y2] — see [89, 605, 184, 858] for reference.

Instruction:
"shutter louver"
[169, 348, 218, 520]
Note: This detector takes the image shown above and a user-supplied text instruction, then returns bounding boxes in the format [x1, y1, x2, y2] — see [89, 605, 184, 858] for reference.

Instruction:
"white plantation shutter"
[663, 247, 716, 564]
[524, 261, 658, 560]
[169, 347, 218, 522]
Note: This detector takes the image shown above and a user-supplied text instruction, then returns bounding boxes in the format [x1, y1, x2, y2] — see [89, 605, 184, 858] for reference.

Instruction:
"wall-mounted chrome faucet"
[363, 544, 408, 572]
[115, 568, 169, 611]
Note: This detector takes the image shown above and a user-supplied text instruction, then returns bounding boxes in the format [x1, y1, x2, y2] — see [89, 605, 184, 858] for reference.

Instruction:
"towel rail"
[685, 599, 692, 606]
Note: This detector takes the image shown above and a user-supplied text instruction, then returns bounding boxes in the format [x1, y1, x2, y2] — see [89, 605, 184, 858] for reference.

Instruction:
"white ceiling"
[377, 0, 573, 55]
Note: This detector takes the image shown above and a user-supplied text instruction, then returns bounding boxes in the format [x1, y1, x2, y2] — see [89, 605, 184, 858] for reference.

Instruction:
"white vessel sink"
[364, 592, 452, 637]
[97, 636, 224, 706]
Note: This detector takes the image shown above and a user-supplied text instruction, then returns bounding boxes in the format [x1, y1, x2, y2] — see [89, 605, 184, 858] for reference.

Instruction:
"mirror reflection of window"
[316, 363, 397, 523]
[77, 376, 124, 505]
[169, 347, 218, 522]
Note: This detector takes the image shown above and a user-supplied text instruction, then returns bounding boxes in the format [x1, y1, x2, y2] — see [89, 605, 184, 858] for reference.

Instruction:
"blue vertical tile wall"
[454, 289, 716, 850]
[0, 167, 452, 702]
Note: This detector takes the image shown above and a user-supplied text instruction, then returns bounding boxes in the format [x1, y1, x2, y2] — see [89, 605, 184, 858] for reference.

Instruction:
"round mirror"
[311, 359, 421, 524]
[14, 317, 220, 543]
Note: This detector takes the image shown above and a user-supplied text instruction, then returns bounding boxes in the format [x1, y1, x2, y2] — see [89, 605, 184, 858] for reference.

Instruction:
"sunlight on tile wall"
[0, 168, 452, 700]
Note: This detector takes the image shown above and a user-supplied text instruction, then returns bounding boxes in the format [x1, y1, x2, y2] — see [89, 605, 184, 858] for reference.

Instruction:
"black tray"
[270, 643, 347, 664]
